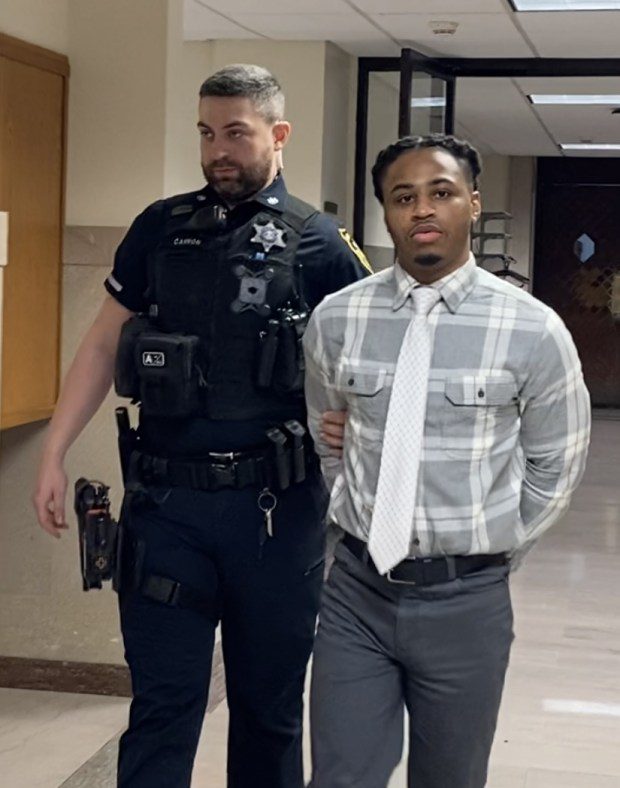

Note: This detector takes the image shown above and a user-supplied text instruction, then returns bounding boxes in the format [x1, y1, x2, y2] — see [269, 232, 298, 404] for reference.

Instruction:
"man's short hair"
[199, 64, 285, 124]
[372, 134, 482, 203]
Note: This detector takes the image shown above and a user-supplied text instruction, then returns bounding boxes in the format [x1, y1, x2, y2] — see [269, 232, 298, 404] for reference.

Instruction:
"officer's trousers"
[116, 473, 327, 788]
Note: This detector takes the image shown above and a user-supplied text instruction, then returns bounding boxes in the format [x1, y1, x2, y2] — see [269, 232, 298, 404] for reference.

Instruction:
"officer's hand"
[320, 410, 347, 458]
[32, 457, 69, 538]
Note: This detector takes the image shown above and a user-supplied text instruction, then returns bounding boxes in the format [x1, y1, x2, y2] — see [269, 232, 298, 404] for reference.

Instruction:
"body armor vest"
[115, 191, 318, 422]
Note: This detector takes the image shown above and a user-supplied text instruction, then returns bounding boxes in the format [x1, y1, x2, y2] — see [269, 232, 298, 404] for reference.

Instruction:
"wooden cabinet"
[0, 33, 69, 429]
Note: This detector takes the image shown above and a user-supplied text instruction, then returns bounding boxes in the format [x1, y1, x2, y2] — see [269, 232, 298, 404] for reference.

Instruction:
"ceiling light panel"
[511, 1, 620, 9]
[530, 94, 620, 104]
[561, 143, 620, 149]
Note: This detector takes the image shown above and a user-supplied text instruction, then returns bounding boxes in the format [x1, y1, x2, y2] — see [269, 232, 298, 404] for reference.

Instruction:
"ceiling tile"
[352, 0, 505, 12]
[184, 0, 260, 38]
[374, 13, 535, 56]
[192, 0, 351, 13]
[231, 13, 387, 40]
[518, 10, 620, 56]
[536, 104, 620, 146]
[455, 78, 558, 155]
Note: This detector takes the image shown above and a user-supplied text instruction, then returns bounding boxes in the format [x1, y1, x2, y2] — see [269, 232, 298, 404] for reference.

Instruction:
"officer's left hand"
[320, 410, 346, 458]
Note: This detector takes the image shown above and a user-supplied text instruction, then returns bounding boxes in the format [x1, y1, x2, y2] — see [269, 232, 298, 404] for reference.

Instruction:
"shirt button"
[413, 538, 420, 546]
[478, 389, 485, 398]
[348, 378, 355, 386]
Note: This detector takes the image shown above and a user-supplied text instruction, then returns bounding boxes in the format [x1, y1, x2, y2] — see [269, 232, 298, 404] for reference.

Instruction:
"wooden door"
[0, 35, 68, 428]
[534, 159, 620, 408]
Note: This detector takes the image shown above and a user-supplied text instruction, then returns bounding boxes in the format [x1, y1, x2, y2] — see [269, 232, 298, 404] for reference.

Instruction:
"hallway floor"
[1, 417, 619, 787]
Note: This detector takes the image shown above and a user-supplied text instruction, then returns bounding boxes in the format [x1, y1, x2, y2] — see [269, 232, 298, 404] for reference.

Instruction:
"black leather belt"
[342, 532, 506, 586]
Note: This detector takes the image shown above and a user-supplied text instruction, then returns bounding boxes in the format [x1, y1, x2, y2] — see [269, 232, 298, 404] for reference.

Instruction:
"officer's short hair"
[199, 64, 285, 124]
[372, 134, 482, 203]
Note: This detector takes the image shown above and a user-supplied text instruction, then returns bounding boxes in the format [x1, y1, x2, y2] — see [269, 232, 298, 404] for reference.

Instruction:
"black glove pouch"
[135, 331, 203, 417]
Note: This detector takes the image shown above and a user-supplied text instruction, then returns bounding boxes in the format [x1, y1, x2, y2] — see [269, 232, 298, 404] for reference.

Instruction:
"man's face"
[381, 147, 481, 283]
[198, 96, 290, 204]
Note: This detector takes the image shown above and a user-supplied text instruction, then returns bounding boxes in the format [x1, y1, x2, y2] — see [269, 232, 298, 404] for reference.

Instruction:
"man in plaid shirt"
[304, 134, 591, 788]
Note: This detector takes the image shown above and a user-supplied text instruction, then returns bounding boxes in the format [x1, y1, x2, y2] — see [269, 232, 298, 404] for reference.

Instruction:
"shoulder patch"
[337, 227, 374, 274]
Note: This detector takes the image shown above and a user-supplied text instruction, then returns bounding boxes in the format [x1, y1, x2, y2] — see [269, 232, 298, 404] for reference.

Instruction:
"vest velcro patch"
[142, 351, 166, 367]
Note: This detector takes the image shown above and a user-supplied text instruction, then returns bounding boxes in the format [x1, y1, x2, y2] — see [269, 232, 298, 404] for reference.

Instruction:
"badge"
[251, 220, 286, 253]
[338, 227, 374, 274]
[266, 196, 279, 205]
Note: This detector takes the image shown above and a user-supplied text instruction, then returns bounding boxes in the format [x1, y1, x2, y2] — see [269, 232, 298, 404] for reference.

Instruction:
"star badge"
[250, 220, 287, 253]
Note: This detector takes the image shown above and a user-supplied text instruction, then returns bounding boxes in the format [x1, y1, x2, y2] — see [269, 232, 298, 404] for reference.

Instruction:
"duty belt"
[342, 532, 506, 586]
[133, 442, 316, 493]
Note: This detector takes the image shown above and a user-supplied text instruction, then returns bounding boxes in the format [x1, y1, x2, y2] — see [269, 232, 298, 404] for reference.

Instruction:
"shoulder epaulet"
[282, 195, 319, 233]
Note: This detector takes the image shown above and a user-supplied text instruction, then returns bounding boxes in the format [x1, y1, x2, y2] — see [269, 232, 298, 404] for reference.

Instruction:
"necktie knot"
[411, 286, 440, 316]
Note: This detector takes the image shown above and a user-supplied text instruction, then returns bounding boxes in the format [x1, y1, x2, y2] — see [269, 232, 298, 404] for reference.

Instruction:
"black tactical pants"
[117, 472, 327, 788]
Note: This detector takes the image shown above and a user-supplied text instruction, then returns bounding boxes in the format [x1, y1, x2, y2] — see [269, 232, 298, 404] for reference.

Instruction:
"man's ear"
[273, 121, 291, 151]
[471, 190, 482, 223]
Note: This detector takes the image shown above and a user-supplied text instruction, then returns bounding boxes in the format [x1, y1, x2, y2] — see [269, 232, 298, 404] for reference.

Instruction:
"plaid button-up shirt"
[303, 256, 591, 562]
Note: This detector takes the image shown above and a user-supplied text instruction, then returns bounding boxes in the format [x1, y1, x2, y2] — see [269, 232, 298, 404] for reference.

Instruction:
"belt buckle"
[208, 453, 237, 487]
[208, 451, 236, 462]
[386, 568, 417, 586]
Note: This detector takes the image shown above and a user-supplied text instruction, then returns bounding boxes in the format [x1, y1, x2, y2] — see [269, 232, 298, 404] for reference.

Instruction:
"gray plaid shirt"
[303, 255, 591, 561]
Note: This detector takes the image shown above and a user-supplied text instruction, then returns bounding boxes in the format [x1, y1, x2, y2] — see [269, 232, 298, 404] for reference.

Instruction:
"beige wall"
[0, 0, 69, 54]
[321, 43, 356, 225]
[163, 0, 211, 196]
[66, 0, 168, 226]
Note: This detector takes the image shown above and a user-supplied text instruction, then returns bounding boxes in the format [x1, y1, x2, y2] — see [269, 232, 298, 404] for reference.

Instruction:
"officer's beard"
[202, 155, 274, 205]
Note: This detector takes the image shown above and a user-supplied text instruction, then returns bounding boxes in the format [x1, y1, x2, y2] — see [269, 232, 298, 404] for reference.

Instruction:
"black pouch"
[115, 315, 151, 399]
[272, 310, 308, 394]
[135, 331, 203, 417]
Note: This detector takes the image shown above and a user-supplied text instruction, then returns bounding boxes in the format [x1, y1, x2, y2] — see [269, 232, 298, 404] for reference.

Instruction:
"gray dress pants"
[309, 541, 514, 788]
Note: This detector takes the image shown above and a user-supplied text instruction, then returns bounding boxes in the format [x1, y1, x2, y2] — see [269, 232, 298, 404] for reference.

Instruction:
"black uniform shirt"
[104, 175, 372, 455]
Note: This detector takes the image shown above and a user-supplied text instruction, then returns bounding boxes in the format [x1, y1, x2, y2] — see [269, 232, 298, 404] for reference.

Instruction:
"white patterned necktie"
[368, 285, 441, 575]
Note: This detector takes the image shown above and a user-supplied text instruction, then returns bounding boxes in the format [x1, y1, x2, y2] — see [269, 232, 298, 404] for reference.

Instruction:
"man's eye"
[398, 194, 414, 204]
[229, 130, 244, 139]
[435, 190, 451, 199]
[199, 130, 212, 139]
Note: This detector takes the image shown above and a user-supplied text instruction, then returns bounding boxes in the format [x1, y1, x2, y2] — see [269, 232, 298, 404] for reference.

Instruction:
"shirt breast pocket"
[440, 373, 520, 460]
[335, 362, 388, 444]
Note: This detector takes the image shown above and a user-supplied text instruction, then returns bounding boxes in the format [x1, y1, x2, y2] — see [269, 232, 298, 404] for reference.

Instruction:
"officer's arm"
[33, 296, 133, 537]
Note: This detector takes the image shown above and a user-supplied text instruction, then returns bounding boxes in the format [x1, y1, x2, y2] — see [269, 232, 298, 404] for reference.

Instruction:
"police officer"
[33, 64, 371, 788]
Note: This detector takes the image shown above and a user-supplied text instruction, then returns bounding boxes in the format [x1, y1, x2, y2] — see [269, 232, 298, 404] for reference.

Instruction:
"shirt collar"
[392, 254, 478, 313]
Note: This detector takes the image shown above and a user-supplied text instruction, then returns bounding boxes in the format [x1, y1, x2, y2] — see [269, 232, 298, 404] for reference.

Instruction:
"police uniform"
[104, 175, 370, 788]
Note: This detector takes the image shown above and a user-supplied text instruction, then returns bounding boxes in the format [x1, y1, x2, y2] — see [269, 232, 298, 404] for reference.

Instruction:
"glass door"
[399, 48, 455, 138]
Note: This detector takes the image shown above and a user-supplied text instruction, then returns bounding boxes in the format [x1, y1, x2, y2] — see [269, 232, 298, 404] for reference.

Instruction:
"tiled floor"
[1, 417, 619, 787]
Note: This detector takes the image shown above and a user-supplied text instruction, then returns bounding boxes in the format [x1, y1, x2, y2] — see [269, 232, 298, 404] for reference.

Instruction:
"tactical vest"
[115, 191, 318, 422]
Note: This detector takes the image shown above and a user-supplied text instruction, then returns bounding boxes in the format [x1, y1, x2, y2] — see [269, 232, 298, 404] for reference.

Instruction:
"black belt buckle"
[208, 452, 237, 488]
[386, 569, 417, 586]
[386, 561, 423, 586]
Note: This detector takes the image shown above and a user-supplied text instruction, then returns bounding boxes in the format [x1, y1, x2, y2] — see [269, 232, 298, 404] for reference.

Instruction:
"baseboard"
[0, 643, 226, 711]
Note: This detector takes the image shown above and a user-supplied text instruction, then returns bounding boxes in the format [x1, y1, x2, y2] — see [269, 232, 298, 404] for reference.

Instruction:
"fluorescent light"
[411, 97, 446, 108]
[530, 94, 620, 105]
[512, 1, 620, 9]
[561, 143, 620, 150]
